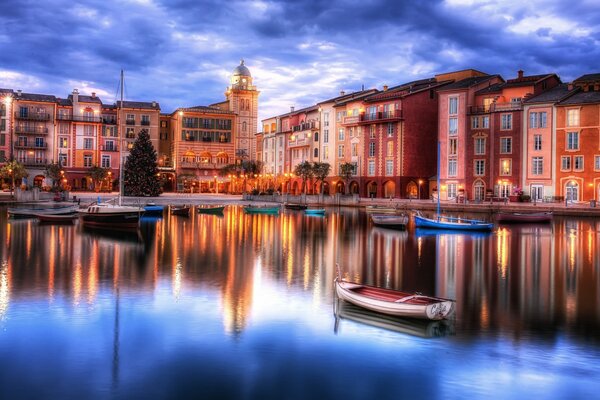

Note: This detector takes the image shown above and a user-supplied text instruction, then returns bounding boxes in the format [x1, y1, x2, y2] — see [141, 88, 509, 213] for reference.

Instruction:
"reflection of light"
[173, 259, 182, 300]
[497, 227, 509, 279]
[73, 263, 82, 306]
[568, 229, 576, 270]
[0, 261, 9, 320]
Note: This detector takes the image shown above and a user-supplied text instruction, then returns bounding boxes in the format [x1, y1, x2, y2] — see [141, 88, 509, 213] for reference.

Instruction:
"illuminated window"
[567, 109, 579, 127]
[500, 159, 511, 176]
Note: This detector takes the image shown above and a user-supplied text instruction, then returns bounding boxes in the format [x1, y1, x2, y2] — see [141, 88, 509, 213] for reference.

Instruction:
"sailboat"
[414, 142, 493, 231]
[79, 70, 145, 231]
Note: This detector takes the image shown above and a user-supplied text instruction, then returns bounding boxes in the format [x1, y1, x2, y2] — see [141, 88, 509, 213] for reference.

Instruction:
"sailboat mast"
[437, 141, 441, 216]
[119, 70, 124, 206]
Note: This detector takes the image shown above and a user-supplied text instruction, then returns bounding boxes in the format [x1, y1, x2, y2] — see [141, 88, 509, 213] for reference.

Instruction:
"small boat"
[305, 208, 326, 216]
[197, 205, 226, 214]
[414, 214, 494, 231]
[8, 204, 79, 218]
[36, 212, 79, 224]
[371, 214, 409, 230]
[334, 265, 455, 320]
[79, 201, 145, 231]
[171, 205, 191, 217]
[365, 205, 399, 214]
[414, 228, 493, 238]
[243, 205, 280, 214]
[284, 203, 308, 210]
[495, 211, 553, 223]
[143, 203, 164, 216]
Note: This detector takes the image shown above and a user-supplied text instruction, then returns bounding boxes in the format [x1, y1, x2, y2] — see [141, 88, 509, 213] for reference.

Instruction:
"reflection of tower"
[226, 60, 260, 161]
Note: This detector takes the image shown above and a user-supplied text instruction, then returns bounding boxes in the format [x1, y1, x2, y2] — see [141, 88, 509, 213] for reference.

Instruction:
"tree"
[338, 162, 355, 195]
[312, 162, 331, 195]
[294, 161, 314, 194]
[219, 160, 263, 193]
[45, 162, 63, 191]
[124, 129, 161, 196]
[88, 165, 109, 192]
[0, 160, 28, 190]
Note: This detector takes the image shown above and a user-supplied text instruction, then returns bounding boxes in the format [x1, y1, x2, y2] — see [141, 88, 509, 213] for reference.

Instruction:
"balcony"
[14, 143, 47, 150]
[72, 115, 103, 123]
[468, 102, 523, 114]
[103, 117, 117, 125]
[17, 158, 48, 167]
[359, 110, 403, 123]
[125, 120, 135, 125]
[292, 122, 316, 132]
[100, 145, 119, 152]
[180, 161, 225, 170]
[341, 116, 360, 125]
[141, 120, 150, 126]
[14, 112, 51, 121]
[57, 114, 73, 121]
[288, 138, 310, 148]
[14, 126, 49, 135]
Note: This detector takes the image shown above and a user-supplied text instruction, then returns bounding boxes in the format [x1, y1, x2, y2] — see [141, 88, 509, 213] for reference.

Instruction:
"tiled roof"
[56, 98, 72, 106]
[504, 74, 553, 86]
[14, 92, 57, 102]
[68, 94, 102, 103]
[0, 88, 13, 95]
[573, 73, 600, 83]
[174, 105, 235, 115]
[291, 104, 319, 115]
[317, 89, 378, 105]
[475, 83, 504, 94]
[365, 79, 450, 102]
[116, 100, 160, 110]
[524, 84, 576, 104]
[557, 89, 600, 105]
[437, 75, 499, 91]
[333, 89, 380, 107]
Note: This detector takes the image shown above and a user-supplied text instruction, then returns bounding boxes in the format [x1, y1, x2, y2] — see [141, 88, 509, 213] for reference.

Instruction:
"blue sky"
[1, 0, 599, 121]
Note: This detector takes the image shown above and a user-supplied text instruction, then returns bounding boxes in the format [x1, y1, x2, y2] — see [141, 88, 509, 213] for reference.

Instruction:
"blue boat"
[143, 204, 164, 216]
[305, 208, 326, 216]
[243, 205, 280, 214]
[414, 215, 494, 231]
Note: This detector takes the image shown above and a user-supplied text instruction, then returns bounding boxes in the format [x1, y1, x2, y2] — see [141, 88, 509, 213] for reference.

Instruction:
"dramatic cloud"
[0, 0, 599, 121]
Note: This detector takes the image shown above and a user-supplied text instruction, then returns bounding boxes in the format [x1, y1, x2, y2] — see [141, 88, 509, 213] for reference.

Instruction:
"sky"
[1, 0, 599, 121]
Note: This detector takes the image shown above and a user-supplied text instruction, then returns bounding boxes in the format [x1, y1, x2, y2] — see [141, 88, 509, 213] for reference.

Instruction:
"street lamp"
[8, 168, 14, 198]
[418, 179, 423, 200]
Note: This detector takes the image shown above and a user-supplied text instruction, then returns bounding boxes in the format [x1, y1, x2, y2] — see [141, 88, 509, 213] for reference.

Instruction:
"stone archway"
[291, 180, 300, 195]
[34, 174, 45, 188]
[384, 180, 397, 198]
[322, 182, 330, 195]
[349, 181, 359, 195]
[336, 181, 345, 194]
[367, 181, 378, 198]
[405, 181, 416, 198]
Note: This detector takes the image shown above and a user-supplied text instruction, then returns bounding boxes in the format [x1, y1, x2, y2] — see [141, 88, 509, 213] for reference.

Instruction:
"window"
[474, 138, 485, 155]
[483, 98, 493, 112]
[369, 125, 375, 139]
[242, 121, 247, 132]
[126, 128, 135, 138]
[369, 142, 375, 157]
[59, 137, 68, 148]
[448, 118, 458, 135]
[352, 143, 358, 157]
[574, 155, 584, 171]
[336, 111, 343, 122]
[101, 155, 111, 168]
[531, 185, 544, 202]
[35, 137, 44, 148]
[126, 114, 135, 124]
[368, 160, 375, 176]
[386, 160, 393, 176]
[104, 140, 115, 151]
[501, 114, 512, 130]
[474, 159, 485, 176]
[534, 135, 542, 151]
[449, 138, 458, 156]
[566, 131, 579, 150]
[449, 97, 458, 115]
[83, 111, 94, 122]
[58, 153, 68, 166]
[314, 131, 318, 141]
[448, 159, 457, 177]
[566, 181, 579, 201]
[471, 117, 479, 129]
[482, 116, 489, 128]
[338, 128, 345, 141]
[338, 145, 344, 158]
[567, 109, 579, 127]
[387, 123, 393, 137]
[84, 125, 95, 136]
[83, 154, 93, 167]
[561, 156, 571, 171]
[500, 159, 511, 175]
[323, 146, 328, 160]
[324, 129, 329, 143]
[161, 121, 167, 128]
[313, 148, 318, 158]
[323, 112, 329, 127]
[84, 138, 93, 150]
[447, 183, 457, 199]
[595, 155, 600, 171]
[386, 141, 393, 157]
[532, 157, 543, 175]
[500, 137, 512, 154]
[529, 111, 547, 128]
[141, 115, 150, 126]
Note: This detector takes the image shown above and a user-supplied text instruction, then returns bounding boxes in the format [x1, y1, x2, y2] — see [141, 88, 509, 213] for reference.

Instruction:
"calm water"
[0, 206, 599, 400]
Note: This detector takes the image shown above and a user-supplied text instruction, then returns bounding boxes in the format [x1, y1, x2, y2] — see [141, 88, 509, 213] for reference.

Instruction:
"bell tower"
[226, 59, 260, 161]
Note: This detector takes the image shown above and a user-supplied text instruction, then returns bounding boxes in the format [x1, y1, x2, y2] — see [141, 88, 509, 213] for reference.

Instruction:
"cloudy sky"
[1, 0, 599, 121]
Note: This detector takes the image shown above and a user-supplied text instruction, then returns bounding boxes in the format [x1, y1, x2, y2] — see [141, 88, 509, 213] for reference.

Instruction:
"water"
[0, 206, 599, 399]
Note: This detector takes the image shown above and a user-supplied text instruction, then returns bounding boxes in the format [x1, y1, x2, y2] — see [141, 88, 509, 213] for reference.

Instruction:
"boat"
[414, 227, 492, 238]
[284, 203, 308, 210]
[365, 205, 399, 214]
[334, 265, 455, 320]
[78, 70, 145, 232]
[305, 208, 326, 216]
[370, 213, 409, 230]
[495, 211, 553, 223]
[143, 203, 164, 216]
[333, 301, 455, 339]
[414, 141, 494, 231]
[36, 212, 79, 224]
[171, 205, 191, 216]
[197, 205, 226, 214]
[243, 205, 280, 214]
[8, 204, 79, 218]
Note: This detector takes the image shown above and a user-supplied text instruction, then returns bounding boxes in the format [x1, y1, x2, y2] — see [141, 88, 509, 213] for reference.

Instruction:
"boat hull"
[143, 205, 164, 216]
[79, 211, 142, 231]
[335, 280, 454, 320]
[197, 205, 226, 214]
[8, 205, 79, 218]
[284, 203, 308, 210]
[371, 214, 408, 230]
[36, 212, 79, 224]
[496, 212, 553, 223]
[305, 209, 326, 215]
[414, 215, 493, 231]
[243, 206, 280, 214]
[171, 206, 191, 216]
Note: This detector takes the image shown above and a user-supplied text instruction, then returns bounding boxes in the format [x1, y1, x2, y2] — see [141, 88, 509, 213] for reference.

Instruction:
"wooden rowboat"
[284, 203, 308, 210]
[371, 213, 409, 230]
[36, 212, 79, 224]
[495, 211, 553, 223]
[171, 205, 191, 216]
[197, 205, 226, 214]
[305, 208, 326, 216]
[334, 265, 455, 320]
[243, 205, 280, 214]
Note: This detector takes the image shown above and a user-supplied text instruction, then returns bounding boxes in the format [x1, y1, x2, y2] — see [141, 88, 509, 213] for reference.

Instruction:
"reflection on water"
[0, 206, 599, 399]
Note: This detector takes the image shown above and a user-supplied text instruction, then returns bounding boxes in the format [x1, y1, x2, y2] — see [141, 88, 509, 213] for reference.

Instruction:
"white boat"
[8, 204, 79, 218]
[334, 265, 455, 320]
[370, 213, 409, 230]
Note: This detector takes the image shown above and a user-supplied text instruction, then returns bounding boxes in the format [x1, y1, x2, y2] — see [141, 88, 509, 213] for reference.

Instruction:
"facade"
[1, 89, 14, 163]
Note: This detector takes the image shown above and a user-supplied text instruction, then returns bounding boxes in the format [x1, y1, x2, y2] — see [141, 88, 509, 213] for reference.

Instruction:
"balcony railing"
[292, 122, 316, 132]
[141, 120, 150, 126]
[14, 112, 51, 121]
[73, 115, 103, 123]
[14, 126, 49, 135]
[288, 138, 309, 147]
[100, 145, 119, 152]
[359, 110, 403, 123]
[179, 161, 226, 169]
[17, 158, 48, 166]
[125, 120, 135, 125]
[103, 118, 117, 125]
[342, 116, 360, 125]
[57, 114, 72, 121]
[15, 143, 47, 150]
[468, 102, 523, 114]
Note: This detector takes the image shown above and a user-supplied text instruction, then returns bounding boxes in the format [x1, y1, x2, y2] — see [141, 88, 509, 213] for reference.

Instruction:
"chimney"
[383, 85, 388, 91]
[340, 90, 345, 96]
[568, 83, 574, 91]
[17, 89, 22, 97]
[518, 70, 524, 79]
[290, 106, 295, 112]
[152, 101, 157, 107]
[72, 89, 79, 103]
[91, 92, 96, 98]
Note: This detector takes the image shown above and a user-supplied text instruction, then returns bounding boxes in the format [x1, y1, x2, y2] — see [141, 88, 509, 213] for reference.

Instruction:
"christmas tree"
[123, 129, 161, 196]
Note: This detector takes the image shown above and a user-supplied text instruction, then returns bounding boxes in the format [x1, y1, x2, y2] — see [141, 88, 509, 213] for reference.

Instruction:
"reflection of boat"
[415, 214, 494, 231]
[243, 205, 280, 214]
[414, 227, 492, 238]
[197, 205, 226, 214]
[8, 204, 79, 218]
[371, 213, 409, 230]
[333, 300, 455, 339]
[365, 205, 398, 214]
[305, 208, 326, 216]
[143, 203, 164, 216]
[36, 212, 79, 224]
[284, 203, 308, 210]
[496, 211, 553, 223]
[171, 205, 191, 216]
[334, 265, 455, 320]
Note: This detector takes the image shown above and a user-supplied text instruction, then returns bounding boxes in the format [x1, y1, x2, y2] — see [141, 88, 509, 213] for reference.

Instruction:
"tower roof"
[233, 59, 251, 77]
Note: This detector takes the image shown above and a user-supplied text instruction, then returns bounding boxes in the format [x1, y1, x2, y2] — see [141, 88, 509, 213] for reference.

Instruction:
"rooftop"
[524, 83, 576, 104]
[557, 89, 600, 105]
[437, 75, 500, 91]
[573, 73, 600, 83]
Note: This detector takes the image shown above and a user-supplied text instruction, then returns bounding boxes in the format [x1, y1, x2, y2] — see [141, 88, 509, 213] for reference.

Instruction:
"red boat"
[495, 211, 553, 223]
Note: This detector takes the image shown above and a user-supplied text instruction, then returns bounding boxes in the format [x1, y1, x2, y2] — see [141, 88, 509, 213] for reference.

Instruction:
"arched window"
[313, 148, 318, 158]
[314, 131, 319, 141]
[566, 181, 579, 201]
[242, 122, 247, 132]
[473, 180, 485, 201]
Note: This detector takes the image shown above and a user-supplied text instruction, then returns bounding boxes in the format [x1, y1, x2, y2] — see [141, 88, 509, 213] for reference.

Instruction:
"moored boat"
[79, 201, 144, 231]
[284, 203, 308, 210]
[414, 214, 494, 231]
[370, 213, 409, 230]
[243, 205, 280, 214]
[495, 211, 553, 223]
[143, 203, 165, 216]
[36, 212, 79, 224]
[365, 205, 399, 214]
[171, 205, 191, 216]
[8, 204, 79, 218]
[334, 265, 455, 320]
[197, 205, 226, 214]
[305, 208, 326, 216]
